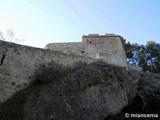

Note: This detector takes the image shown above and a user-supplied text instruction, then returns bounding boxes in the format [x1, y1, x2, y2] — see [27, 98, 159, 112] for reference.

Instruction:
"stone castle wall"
[0, 40, 96, 103]
[45, 42, 82, 55]
[82, 35, 127, 67]
[45, 34, 128, 68]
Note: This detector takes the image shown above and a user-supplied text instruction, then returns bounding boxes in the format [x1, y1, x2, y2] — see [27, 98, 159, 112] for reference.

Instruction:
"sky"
[0, 0, 160, 48]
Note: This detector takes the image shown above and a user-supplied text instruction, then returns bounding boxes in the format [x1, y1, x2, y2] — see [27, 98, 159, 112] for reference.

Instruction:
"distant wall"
[45, 42, 83, 55]
[0, 40, 96, 103]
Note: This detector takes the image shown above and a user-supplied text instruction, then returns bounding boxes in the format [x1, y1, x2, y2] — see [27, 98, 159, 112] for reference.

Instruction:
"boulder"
[106, 71, 160, 120]
[0, 62, 137, 120]
[23, 62, 134, 120]
[138, 72, 160, 112]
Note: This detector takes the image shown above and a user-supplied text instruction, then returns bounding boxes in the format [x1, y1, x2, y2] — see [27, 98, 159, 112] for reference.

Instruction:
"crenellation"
[82, 33, 122, 38]
[88, 34, 99, 36]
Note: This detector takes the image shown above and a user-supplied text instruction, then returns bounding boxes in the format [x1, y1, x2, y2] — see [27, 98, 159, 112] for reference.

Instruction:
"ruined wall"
[82, 34, 128, 68]
[45, 42, 83, 55]
[45, 34, 128, 68]
[0, 40, 96, 103]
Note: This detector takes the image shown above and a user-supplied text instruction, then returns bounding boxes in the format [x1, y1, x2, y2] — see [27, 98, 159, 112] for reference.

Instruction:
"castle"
[0, 33, 127, 104]
[45, 33, 127, 68]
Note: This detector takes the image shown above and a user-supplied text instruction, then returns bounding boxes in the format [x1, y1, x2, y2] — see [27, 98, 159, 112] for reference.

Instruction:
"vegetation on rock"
[122, 39, 160, 73]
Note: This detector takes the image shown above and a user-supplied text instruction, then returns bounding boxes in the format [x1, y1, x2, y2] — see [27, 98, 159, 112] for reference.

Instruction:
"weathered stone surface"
[45, 42, 82, 55]
[45, 34, 128, 68]
[138, 72, 160, 110]
[0, 40, 96, 103]
[128, 64, 142, 71]
[0, 34, 128, 105]
[23, 62, 134, 120]
[105, 71, 160, 120]
[82, 35, 127, 68]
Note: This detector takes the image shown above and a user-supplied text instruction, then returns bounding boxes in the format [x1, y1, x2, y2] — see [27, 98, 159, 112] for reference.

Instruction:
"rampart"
[0, 40, 96, 103]
[45, 42, 82, 55]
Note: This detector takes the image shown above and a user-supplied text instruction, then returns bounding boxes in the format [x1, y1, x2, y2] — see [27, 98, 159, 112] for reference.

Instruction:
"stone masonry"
[45, 33, 128, 68]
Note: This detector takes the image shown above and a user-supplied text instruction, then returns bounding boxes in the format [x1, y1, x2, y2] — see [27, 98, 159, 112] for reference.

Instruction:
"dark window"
[90, 41, 92, 44]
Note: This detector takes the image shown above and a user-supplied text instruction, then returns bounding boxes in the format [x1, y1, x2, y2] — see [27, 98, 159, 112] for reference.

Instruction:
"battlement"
[88, 34, 99, 36]
[82, 33, 122, 38]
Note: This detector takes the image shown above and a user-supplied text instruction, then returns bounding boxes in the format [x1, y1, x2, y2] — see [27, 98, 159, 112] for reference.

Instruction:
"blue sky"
[0, 0, 160, 48]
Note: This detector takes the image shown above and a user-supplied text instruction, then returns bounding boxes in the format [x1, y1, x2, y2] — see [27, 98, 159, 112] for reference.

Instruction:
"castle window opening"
[90, 41, 92, 44]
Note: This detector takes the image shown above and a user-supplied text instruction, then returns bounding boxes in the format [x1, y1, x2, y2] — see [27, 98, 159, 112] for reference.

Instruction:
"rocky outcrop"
[0, 40, 96, 104]
[138, 72, 160, 112]
[2, 61, 160, 120]
[106, 71, 160, 120]
[0, 62, 136, 120]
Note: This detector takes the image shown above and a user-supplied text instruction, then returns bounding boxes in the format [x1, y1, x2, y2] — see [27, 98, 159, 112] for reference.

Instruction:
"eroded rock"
[23, 62, 133, 120]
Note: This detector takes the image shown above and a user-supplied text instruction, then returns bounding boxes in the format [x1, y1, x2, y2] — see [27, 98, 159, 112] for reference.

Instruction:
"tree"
[122, 38, 160, 73]
[0, 31, 5, 40]
[145, 41, 160, 72]
[0, 28, 25, 43]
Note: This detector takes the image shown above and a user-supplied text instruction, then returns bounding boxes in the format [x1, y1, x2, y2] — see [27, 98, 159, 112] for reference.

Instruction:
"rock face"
[24, 62, 133, 120]
[138, 72, 160, 112]
[0, 62, 136, 120]
[0, 40, 96, 104]
[105, 71, 160, 120]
